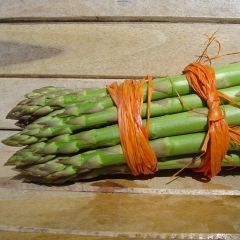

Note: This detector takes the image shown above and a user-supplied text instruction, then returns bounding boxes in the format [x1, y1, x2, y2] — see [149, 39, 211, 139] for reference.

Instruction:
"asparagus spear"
[8, 87, 74, 127]
[8, 88, 108, 117]
[74, 153, 240, 181]
[7, 88, 74, 119]
[7, 62, 240, 125]
[9, 131, 240, 167]
[20, 152, 240, 184]
[25, 86, 69, 99]
[4, 85, 240, 146]
[6, 104, 240, 164]
[13, 90, 111, 127]
[7, 87, 108, 128]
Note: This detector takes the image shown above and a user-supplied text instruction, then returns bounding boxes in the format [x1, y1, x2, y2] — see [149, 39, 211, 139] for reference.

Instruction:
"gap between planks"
[0, 74, 147, 79]
[1, 0, 240, 25]
[1, 17, 240, 24]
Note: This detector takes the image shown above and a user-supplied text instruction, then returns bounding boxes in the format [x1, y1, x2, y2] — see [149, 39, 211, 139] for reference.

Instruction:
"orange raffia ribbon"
[183, 63, 240, 178]
[107, 76, 157, 176]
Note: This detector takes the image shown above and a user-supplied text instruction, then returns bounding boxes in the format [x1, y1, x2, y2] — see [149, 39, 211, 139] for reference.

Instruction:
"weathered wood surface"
[0, 187, 239, 238]
[0, 23, 240, 78]
[1, 232, 132, 240]
[0, 232, 239, 240]
[0, 0, 240, 23]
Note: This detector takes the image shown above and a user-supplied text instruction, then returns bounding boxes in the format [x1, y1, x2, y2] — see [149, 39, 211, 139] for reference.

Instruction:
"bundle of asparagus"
[3, 62, 240, 184]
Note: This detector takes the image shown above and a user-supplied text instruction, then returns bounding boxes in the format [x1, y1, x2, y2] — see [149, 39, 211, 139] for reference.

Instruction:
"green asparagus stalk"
[7, 87, 109, 128]
[20, 152, 240, 184]
[4, 85, 240, 146]
[9, 131, 240, 167]
[11, 87, 69, 121]
[7, 62, 240, 125]
[7, 88, 74, 127]
[8, 88, 108, 118]
[7, 88, 73, 119]
[74, 153, 240, 181]
[6, 104, 240, 164]
[25, 86, 69, 99]
[13, 91, 111, 127]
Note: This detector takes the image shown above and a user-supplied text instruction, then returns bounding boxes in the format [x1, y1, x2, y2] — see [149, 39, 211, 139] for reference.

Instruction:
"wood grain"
[0, 0, 240, 23]
[0, 23, 240, 78]
[0, 231, 144, 240]
[0, 188, 239, 235]
[0, 232, 132, 240]
[0, 227, 239, 240]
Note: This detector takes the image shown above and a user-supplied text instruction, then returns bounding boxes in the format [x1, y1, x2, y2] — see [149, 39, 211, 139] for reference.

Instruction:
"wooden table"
[0, 1, 240, 239]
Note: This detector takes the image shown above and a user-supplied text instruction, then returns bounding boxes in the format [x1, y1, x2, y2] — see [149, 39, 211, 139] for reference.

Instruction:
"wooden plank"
[0, 232, 139, 240]
[0, 23, 240, 78]
[0, 188, 239, 237]
[0, 228, 239, 240]
[0, 0, 240, 23]
[1, 130, 240, 193]
[0, 78, 115, 129]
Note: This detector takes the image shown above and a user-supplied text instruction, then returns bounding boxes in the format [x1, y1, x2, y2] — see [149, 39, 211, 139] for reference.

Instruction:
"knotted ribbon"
[183, 63, 240, 178]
